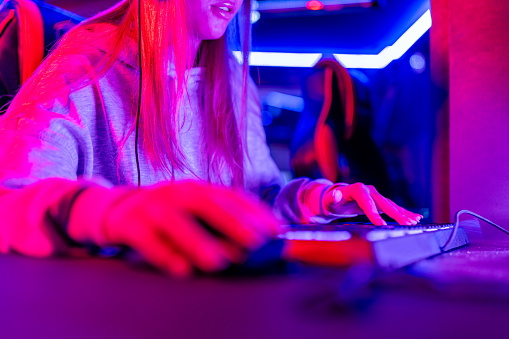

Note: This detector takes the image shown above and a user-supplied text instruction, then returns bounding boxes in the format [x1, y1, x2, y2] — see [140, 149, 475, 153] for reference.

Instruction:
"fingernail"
[402, 217, 414, 225]
[332, 189, 342, 203]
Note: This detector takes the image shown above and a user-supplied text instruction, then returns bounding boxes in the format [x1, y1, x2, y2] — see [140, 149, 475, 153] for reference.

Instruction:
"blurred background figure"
[291, 58, 392, 198]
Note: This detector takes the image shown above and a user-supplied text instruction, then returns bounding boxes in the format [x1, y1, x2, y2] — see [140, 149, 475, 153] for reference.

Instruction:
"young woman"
[0, 0, 421, 276]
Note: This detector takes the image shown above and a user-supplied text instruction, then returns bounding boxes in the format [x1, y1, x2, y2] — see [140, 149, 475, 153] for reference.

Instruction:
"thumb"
[323, 187, 345, 210]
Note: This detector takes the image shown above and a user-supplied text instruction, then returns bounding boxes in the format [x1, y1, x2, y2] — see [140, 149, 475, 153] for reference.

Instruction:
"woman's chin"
[198, 27, 227, 41]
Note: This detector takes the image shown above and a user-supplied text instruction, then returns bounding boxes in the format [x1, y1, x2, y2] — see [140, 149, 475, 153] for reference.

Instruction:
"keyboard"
[277, 221, 472, 270]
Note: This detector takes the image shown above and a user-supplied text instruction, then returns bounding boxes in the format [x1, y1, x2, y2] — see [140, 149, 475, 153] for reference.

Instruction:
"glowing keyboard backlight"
[366, 230, 389, 242]
[280, 231, 352, 241]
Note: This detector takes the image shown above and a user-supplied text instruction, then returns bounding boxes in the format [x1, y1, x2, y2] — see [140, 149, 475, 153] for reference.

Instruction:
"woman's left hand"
[323, 182, 422, 226]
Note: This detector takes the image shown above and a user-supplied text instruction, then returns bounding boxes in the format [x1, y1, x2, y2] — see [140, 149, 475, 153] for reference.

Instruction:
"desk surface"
[1, 241, 509, 339]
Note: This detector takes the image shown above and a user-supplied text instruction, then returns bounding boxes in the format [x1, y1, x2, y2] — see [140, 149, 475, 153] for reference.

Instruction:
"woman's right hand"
[74, 181, 282, 277]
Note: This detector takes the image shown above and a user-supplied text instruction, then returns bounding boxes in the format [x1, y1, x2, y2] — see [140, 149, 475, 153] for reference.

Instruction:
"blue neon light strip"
[335, 9, 432, 68]
[234, 9, 432, 69]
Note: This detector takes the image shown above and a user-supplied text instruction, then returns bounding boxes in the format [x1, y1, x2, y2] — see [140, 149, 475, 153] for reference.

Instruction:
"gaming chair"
[0, 0, 83, 111]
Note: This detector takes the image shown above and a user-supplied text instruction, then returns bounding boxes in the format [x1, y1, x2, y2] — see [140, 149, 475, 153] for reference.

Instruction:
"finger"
[165, 183, 280, 249]
[134, 232, 193, 277]
[217, 238, 246, 265]
[118, 217, 193, 277]
[344, 183, 386, 226]
[185, 181, 282, 235]
[144, 203, 235, 272]
[371, 192, 416, 225]
[111, 193, 235, 272]
[386, 198, 423, 221]
[326, 188, 366, 216]
[105, 188, 242, 272]
[388, 199, 423, 222]
[367, 186, 420, 225]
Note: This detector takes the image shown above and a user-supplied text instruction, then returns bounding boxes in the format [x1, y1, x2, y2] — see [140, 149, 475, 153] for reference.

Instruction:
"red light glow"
[306, 0, 324, 11]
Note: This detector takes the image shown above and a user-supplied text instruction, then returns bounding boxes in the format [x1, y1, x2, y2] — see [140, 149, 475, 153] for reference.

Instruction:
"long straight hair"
[2, 0, 252, 186]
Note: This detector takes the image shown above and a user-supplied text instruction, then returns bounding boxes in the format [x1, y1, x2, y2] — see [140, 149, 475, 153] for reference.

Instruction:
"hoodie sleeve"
[0, 176, 136, 257]
[0, 57, 122, 256]
[0, 98, 134, 256]
[0, 104, 86, 187]
[0, 178, 91, 256]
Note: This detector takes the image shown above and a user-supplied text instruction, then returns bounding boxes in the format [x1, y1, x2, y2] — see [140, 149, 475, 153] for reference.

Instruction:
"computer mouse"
[221, 238, 289, 276]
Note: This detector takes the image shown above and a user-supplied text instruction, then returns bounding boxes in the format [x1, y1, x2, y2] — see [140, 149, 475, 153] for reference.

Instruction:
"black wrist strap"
[45, 186, 90, 249]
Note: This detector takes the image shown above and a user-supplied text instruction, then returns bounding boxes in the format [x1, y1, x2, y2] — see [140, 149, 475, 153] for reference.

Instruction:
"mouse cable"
[135, 0, 142, 188]
[441, 209, 509, 251]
